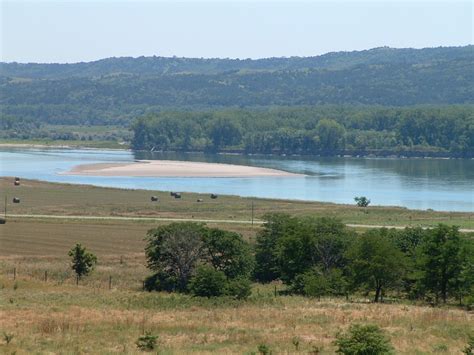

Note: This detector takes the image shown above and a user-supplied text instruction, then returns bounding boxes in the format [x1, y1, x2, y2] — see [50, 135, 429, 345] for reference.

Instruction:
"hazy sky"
[1, 0, 472, 63]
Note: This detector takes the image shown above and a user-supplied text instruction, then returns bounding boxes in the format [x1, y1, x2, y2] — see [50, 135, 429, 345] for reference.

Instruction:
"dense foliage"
[142, 218, 473, 305]
[254, 215, 474, 304]
[1, 46, 472, 126]
[144, 222, 254, 298]
[131, 106, 474, 157]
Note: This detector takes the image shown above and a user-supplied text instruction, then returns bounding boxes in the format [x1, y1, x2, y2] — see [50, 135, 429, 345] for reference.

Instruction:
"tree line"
[135, 218, 474, 306]
[131, 106, 474, 157]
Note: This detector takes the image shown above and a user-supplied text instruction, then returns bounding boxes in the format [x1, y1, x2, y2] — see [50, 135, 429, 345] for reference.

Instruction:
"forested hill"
[1, 46, 472, 78]
[1, 46, 473, 125]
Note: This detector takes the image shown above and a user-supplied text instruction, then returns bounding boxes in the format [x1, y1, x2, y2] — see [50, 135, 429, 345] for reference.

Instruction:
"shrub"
[463, 334, 474, 355]
[3, 332, 14, 345]
[225, 277, 252, 300]
[136, 332, 158, 351]
[291, 268, 348, 298]
[334, 324, 393, 354]
[354, 196, 370, 207]
[144, 271, 178, 292]
[257, 343, 271, 355]
[189, 265, 227, 297]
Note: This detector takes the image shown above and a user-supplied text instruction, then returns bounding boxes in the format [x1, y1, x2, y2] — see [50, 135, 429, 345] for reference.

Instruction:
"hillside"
[1, 45, 472, 78]
[1, 46, 473, 126]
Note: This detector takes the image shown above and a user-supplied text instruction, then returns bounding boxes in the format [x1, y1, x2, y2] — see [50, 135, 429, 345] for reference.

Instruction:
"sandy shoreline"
[65, 160, 301, 178]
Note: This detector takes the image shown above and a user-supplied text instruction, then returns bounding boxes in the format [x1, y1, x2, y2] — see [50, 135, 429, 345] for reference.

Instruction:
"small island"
[65, 160, 302, 178]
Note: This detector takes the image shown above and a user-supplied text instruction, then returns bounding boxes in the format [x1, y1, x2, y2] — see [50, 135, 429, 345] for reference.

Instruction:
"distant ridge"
[1, 45, 472, 78]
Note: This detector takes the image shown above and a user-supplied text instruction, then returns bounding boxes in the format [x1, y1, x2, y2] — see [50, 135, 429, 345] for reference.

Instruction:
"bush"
[354, 196, 370, 207]
[225, 277, 252, 300]
[257, 344, 271, 355]
[334, 324, 393, 354]
[463, 334, 474, 355]
[291, 268, 348, 299]
[143, 272, 179, 292]
[189, 265, 227, 297]
[136, 332, 158, 351]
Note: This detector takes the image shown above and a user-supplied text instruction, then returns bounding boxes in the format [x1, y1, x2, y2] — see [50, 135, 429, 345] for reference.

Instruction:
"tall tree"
[145, 222, 206, 291]
[418, 225, 465, 304]
[346, 230, 406, 302]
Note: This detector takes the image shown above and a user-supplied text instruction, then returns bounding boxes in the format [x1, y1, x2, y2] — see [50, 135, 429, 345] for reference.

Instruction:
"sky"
[1, 0, 472, 63]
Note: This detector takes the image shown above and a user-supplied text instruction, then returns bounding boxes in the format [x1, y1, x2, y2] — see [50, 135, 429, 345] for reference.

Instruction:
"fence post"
[76, 275, 79, 286]
[44, 270, 48, 282]
[13, 267, 16, 280]
[274, 284, 277, 297]
[109, 276, 112, 290]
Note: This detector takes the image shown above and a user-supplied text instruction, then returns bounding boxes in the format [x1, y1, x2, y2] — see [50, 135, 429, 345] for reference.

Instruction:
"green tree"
[145, 222, 206, 292]
[346, 230, 406, 302]
[315, 119, 346, 151]
[68, 243, 97, 279]
[209, 116, 242, 150]
[203, 228, 254, 279]
[334, 324, 394, 355]
[254, 214, 298, 282]
[354, 196, 370, 207]
[418, 224, 466, 304]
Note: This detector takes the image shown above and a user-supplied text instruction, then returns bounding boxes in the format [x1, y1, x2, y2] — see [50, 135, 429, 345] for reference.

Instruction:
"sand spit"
[65, 160, 301, 178]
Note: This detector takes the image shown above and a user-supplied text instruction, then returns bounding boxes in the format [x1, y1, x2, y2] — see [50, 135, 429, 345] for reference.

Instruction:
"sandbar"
[65, 160, 301, 178]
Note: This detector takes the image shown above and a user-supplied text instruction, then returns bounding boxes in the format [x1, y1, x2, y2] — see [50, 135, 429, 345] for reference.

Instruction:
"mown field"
[1, 178, 473, 353]
[1, 178, 473, 229]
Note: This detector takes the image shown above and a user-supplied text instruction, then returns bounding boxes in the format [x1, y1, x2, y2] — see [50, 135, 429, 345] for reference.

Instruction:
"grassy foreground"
[1, 178, 473, 353]
[1, 255, 472, 354]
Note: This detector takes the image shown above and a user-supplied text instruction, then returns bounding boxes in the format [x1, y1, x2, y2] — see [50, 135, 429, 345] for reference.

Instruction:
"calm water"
[0, 148, 473, 212]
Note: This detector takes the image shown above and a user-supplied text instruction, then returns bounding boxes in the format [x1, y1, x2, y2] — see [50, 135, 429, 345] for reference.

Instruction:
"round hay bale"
[174, 193, 181, 199]
[151, 196, 158, 202]
[196, 198, 203, 202]
[13, 197, 20, 203]
[14, 181, 20, 186]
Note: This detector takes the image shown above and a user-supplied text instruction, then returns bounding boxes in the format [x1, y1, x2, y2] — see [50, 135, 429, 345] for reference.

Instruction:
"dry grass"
[0, 270, 472, 354]
[0, 219, 258, 257]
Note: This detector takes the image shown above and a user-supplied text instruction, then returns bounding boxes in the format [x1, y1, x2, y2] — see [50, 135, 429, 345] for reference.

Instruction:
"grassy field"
[1, 178, 473, 353]
[0, 255, 472, 354]
[1, 178, 473, 229]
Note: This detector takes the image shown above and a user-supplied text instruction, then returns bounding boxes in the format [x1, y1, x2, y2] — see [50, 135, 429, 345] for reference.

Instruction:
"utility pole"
[251, 201, 254, 227]
[4, 195, 6, 220]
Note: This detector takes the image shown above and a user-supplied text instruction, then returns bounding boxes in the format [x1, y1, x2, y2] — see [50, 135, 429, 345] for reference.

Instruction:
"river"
[0, 148, 473, 212]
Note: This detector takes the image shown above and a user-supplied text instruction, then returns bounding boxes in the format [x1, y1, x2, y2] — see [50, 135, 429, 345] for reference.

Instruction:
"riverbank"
[1, 140, 472, 159]
[2, 178, 473, 230]
[65, 160, 301, 177]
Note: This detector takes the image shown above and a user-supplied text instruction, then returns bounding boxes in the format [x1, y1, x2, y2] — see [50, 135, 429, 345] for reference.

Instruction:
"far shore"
[64, 160, 302, 178]
[1, 142, 471, 159]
